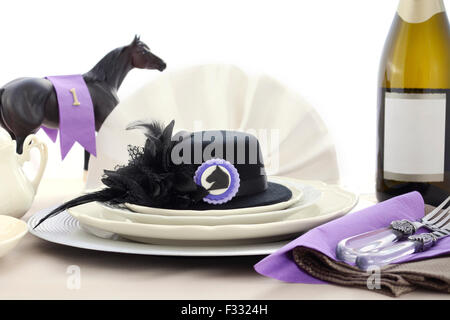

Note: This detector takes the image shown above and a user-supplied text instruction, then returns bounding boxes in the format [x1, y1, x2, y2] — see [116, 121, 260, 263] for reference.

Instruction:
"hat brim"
[186, 182, 292, 211]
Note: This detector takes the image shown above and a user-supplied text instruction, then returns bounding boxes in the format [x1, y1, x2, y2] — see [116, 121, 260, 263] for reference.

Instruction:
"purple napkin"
[254, 191, 450, 284]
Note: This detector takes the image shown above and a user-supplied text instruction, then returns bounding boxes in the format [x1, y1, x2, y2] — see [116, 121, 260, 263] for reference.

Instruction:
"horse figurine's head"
[129, 35, 166, 71]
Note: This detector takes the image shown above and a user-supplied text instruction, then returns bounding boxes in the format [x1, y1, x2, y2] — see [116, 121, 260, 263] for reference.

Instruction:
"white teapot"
[0, 128, 47, 218]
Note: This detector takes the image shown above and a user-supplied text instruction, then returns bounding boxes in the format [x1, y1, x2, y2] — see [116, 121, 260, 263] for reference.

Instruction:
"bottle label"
[384, 92, 447, 182]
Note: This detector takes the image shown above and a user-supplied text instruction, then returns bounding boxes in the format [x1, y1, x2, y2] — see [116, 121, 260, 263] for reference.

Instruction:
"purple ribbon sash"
[41, 75, 96, 159]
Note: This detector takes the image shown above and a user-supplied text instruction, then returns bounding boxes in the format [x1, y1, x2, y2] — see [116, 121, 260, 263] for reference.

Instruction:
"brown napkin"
[292, 205, 450, 297]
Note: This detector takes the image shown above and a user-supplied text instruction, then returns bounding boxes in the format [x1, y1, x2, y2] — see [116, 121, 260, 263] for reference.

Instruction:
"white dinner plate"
[98, 180, 320, 226]
[124, 177, 303, 216]
[68, 182, 358, 243]
[28, 196, 371, 256]
[28, 209, 291, 256]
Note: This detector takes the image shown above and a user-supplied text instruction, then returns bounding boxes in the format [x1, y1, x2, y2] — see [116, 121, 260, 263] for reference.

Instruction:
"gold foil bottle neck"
[397, 0, 445, 23]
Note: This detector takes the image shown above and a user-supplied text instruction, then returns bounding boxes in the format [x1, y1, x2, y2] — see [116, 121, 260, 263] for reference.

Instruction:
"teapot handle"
[19, 135, 48, 193]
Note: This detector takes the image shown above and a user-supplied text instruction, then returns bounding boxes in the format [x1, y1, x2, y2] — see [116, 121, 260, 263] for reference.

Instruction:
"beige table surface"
[1, 178, 449, 300]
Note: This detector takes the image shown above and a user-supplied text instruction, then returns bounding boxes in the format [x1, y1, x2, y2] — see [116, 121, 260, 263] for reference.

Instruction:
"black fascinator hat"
[35, 120, 292, 228]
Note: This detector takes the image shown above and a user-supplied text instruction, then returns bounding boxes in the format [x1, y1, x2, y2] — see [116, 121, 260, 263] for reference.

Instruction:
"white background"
[0, 0, 433, 193]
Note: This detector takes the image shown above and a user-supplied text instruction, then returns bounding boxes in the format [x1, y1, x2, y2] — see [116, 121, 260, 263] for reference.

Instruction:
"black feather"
[33, 188, 122, 229]
[34, 120, 208, 229]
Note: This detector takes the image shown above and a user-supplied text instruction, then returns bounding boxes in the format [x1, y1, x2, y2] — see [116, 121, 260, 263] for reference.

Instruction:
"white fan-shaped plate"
[124, 177, 303, 216]
[86, 64, 339, 190]
[97, 178, 321, 225]
[67, 180, 357, 243]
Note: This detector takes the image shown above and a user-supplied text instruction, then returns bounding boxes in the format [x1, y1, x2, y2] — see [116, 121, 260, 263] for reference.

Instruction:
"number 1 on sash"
[70, 88, 81, 106]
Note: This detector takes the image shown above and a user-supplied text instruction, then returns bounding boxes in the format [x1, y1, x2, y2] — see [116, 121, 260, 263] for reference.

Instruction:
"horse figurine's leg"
[0, 113, 27, 153]
[84, 150, 90, 171]
[13, 128, 40, 154]
[2, 111, 42, 154]
[0, 101, 31, 154]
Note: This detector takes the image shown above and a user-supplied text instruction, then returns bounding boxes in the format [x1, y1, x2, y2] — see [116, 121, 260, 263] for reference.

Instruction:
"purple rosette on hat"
[194, 159, 240, 205]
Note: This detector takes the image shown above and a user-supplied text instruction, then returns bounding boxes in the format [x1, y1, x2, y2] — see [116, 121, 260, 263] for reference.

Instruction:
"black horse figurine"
[0, 35, 166, 169]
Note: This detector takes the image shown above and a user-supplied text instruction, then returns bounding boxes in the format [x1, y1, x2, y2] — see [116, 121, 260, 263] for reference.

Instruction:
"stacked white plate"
[29, 177, 359, 256]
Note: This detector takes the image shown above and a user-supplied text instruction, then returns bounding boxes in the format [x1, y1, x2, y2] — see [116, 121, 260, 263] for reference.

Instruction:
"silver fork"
[356, 215, 450, 270]
[336, 196, 450, 264]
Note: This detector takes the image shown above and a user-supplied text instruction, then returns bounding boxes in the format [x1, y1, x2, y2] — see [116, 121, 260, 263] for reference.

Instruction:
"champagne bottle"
[376, 0, 450, 206]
